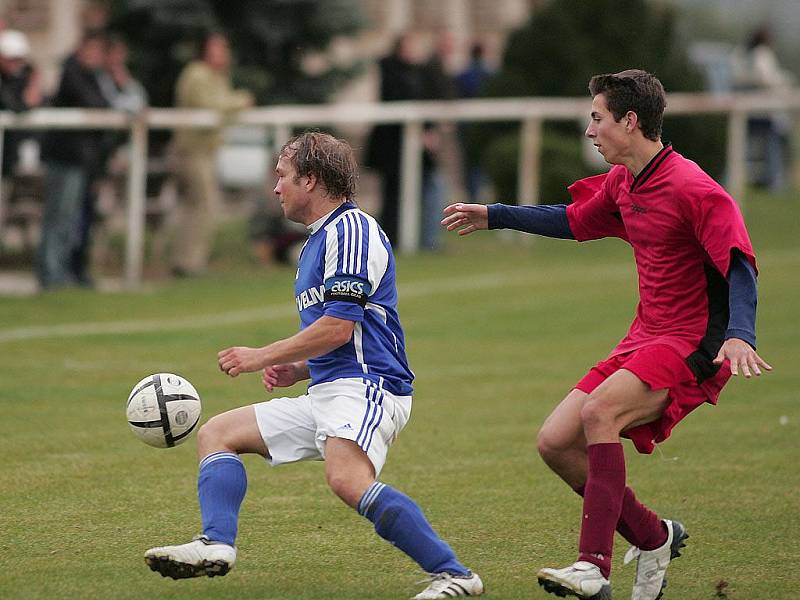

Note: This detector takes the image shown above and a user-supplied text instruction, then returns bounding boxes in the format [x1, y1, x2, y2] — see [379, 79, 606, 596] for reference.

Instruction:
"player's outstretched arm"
[442, 203, 488, 236]
[444, 202, 575, 239]
[713, 338, 772, 378]
[262, 361, 310, 392]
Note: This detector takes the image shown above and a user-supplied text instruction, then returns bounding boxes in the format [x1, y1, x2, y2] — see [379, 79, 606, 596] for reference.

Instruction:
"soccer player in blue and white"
[144, 131, 483, 599]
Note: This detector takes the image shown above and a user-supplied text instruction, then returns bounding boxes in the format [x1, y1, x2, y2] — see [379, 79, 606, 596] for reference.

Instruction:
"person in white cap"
[0, 29, 42, 175]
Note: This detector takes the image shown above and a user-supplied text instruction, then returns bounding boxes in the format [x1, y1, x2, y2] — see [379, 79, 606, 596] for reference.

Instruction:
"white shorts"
[253, 378, 412, 476]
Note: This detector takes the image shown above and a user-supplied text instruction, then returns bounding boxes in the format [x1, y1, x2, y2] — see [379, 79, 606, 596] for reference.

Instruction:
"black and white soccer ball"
[126, 373, 201, 448]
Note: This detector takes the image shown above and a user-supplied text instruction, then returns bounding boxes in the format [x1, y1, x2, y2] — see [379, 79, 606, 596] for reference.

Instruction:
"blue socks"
[197, 451, 247, 546]
[358, 482, 469, 575]
[195, 455, 466, 575]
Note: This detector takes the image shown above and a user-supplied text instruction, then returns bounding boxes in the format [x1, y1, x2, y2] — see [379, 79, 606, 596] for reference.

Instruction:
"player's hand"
[713, 338, 772, 378]
[218, 346, 266, 378]
[262, 363, 302, 392]
[441, 203, 488, 236]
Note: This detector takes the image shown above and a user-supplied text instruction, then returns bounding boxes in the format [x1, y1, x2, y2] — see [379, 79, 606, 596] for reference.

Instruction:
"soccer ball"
[126, 373, 202, 448]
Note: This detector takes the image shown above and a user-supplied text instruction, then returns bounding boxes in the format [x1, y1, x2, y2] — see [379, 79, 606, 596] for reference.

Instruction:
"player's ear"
[625, 111, 639, 133]
[304, 173, 318, 192]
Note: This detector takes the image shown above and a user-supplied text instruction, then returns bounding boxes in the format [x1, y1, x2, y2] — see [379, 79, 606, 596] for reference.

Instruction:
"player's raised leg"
[324, 437, 484, 599]
[145, 405, 267, 579]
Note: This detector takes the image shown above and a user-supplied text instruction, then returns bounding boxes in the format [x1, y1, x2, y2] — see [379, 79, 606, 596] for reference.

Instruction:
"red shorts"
[575, 345, 731, 454]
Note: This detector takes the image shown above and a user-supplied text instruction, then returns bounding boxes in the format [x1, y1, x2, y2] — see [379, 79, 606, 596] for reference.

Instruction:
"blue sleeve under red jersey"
[487, 203, 574, 238]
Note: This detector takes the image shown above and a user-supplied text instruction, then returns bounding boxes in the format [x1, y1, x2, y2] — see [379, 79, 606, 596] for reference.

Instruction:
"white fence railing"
[1, 90, 799, 288]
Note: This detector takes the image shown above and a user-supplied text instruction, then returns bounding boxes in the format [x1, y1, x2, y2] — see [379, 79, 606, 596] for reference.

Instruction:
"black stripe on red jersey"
[630, 144, 674, 193]
[686, 262, 729, 383]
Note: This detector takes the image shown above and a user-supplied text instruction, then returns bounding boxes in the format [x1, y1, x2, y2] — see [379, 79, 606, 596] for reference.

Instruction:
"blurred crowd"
[0, 21, 498, 291]
[0, 23, 149, 289]
[366, 31, 494, 252]
[729, 26, 796, 193]
[0, 23, 260, 290]
[0, 17, 795, 292]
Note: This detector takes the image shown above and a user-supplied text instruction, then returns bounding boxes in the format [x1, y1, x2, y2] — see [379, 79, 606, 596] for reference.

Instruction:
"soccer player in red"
[442, 70, 771, 600]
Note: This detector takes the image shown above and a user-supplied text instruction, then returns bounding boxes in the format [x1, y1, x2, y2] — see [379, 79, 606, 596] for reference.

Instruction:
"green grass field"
[1, 191, 798, 599]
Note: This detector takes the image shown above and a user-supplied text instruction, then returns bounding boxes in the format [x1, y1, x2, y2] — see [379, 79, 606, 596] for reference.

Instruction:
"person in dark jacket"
[365, 34, 423, 246]
[37, 31, 111, 289]
[455, 42, 494, 203]
[418, 32, 456, 251]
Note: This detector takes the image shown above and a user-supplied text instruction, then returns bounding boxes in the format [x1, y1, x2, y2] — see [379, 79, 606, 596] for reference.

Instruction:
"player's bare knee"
[197, 415, 235, 456]
[580, 397, 615, 433]
[537, 426, 563, 462]
[197, 416, 221, 443]
[326, 471, 360, 507]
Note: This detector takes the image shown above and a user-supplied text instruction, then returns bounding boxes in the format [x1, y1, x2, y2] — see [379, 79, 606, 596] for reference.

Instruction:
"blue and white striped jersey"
[294, 202, 414, 396]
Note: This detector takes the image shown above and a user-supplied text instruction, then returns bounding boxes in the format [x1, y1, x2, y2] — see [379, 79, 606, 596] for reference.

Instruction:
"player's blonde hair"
[279, 131, 358, 201]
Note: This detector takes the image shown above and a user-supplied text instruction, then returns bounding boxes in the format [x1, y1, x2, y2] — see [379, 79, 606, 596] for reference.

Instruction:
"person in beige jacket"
[172, 31, 254, 276]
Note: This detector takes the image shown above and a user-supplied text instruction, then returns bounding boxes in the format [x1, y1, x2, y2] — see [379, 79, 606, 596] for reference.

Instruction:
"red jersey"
[566, 146, 756, 384]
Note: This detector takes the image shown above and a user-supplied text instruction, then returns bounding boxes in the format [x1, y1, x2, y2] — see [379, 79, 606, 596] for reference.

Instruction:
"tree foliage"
[107, 0, 366, 107]
[476, 0, 726, 203]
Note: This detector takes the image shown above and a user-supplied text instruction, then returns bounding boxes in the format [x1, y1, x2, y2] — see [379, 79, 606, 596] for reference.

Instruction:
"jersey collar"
[630, 143, 673, 192]
[307, 201, 356, 235]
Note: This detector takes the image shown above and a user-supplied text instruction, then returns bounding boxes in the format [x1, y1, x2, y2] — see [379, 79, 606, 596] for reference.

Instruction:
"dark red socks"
[578, 443, 626, 578]
[574, 484, 668, 552]
[617, 487, 668, 551]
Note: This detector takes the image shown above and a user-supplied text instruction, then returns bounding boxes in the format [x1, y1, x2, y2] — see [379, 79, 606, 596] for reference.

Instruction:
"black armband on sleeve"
[323, 276, 372, 307]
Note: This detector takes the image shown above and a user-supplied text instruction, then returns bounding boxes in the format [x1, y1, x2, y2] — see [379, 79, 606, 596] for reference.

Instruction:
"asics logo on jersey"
[296, 285, 325, 312]
[331, 280, 366, 295]
[324, 276, 372, 306]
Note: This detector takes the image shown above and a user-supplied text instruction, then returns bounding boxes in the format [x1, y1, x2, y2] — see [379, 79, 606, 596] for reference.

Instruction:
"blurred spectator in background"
[98, 34, 147, 113]
[248, 193, 307, 267]
[732, 26, 795, 193]
[97, 33, 148, 185]
[171, 31, 254, 277]
[456, 42, 493, 203]
[92, 33, 150, 269]
[0, 29, 43, 178]
[418, 31, 456, 252]
[365, 34, 422, 246]
[37, 31, 110, 290]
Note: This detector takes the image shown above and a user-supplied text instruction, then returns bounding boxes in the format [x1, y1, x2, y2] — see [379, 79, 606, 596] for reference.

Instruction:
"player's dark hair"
[588, 69, 666, 141]
[280, 131, 358, 201]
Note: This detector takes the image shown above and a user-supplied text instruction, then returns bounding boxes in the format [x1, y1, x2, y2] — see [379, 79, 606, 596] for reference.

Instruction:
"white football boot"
[413, 571, 484, 599]
[624, 519, 688, 600]
[145, 534, 236, 579]
[537, 561, 612, 599]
